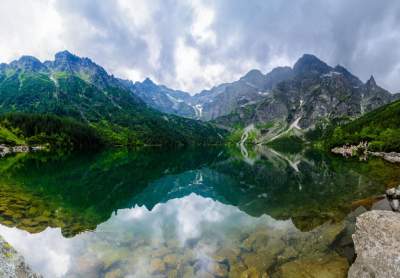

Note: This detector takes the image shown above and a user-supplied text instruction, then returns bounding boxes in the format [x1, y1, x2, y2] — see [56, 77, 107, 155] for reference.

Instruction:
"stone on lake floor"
[150, 258, 166, 274]
[151, 246, 170, 258]
[163, 253, 179, 268]
[276, 253, 349, 278]
[104, 268, 124, 278]
[348, 210, 400, 278]
[292, 221, 345, 256]
[241, 252, 275, 274]
[167, 269, 179, 278]
[196, 269, 215, 278]
[182, 266, 195, 278]
[206, 261, 229, 277]
[214, 247, 240, 265]
[228, 261, 247, 277]
[239, 266, 269, 278]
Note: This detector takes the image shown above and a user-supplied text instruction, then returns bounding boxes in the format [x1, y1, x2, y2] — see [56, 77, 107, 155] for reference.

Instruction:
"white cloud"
[0, 0, 63, 62]
[0, 0, 400, 93]
[190, 0, 217, 46]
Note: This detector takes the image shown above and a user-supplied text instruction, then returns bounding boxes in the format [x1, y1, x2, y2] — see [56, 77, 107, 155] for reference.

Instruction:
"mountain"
[0, 51, 225, 146]
[324, 98, 400, 152]
[118, 77, 197, 118]
[214, 54, 398, 142]
[122, 66, 293, 121]
[114, 67, 292, 121]
[191, 66, 294, 120]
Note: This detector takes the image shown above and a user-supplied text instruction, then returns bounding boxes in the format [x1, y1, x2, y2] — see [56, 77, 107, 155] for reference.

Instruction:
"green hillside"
[0, 53, 225, 147]
[0, 124, 24, 145]
[324, 99, 400, 152]
[0, 113, 102, 150]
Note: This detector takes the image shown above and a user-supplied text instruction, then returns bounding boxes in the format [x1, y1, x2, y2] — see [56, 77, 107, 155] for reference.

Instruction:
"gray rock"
[348, 210, 400, 278]
[386, 187, 396, 197]
[0, 236, 42, 278]
[389, 199, 400, 211]
[371, 152, 400, 164]
[384, 186, 400, 211]
[371, 198, 392, 211]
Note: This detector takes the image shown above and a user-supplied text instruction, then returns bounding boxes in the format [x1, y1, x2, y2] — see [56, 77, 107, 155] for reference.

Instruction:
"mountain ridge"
[213, 54, 398, 144]
[124, 54, 398, 125]
[1, 50, 398, 147]
[0, 51, 225, 146]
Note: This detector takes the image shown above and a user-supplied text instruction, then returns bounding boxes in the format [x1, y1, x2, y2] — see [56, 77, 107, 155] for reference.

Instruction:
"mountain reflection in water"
[0, 146, 399, 277]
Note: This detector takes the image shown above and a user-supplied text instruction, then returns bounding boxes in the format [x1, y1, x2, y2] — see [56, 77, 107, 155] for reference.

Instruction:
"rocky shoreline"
[331, 142, 400, 163]
[0, 236, 41, 277]
[0, 144, 45, 158]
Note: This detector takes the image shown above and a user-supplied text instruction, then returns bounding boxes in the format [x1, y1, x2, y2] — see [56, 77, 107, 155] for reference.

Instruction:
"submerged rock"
[348, 210, 400, 277]
[241, 252, 275, 274]
[150, 258, 166, 274]
[240, 266, 269, 278]
[163, 253, 179, 268]
[206, 261, 229, 277]
[276, 254, 348, 278]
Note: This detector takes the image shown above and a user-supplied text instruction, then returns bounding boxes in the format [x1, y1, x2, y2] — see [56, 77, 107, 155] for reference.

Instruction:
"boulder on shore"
[348, 210, 400, 278]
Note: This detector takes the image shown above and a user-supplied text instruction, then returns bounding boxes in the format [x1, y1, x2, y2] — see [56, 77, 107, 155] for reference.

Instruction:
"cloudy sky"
[1, 0, 400, 93]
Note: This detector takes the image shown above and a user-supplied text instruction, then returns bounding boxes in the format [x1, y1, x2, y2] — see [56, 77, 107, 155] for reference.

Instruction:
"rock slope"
[191, 67, 294, 120]
[215, 54, 397, 131]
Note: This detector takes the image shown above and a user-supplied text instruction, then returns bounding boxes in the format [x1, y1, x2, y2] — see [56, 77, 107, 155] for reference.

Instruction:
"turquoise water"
[0, 146, 399, 277]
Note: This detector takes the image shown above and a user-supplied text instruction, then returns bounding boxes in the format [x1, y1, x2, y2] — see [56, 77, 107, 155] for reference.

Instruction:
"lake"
[0, 146, 399, 277]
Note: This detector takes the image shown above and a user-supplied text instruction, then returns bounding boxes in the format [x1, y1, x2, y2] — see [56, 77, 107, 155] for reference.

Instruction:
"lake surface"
[0, 146, 399, 277]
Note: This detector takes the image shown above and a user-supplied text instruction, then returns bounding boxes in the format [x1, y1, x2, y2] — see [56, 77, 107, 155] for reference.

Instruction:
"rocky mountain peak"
[334, 64, 351, 75]
[264, 66, 294, 87]
[333, 64, 363, 86]
[49, 51, 112, 88]
[137, 78, 160, 91]
[54, 50, 81, 63]
[143, 77, 156, 86]
[269, 66, 293, 75]
[366, 75, 377, 88]
[239, 69, 267, 89]
[52, 50, 100, 72]
[50, 50, 84, 73]
[241, 69, 264, 80]
[293, 54, 331, 75]
[10, 55, 46, 71]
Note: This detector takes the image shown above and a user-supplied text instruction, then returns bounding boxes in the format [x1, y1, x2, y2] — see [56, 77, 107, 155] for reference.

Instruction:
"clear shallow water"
[0, 146, 399, 277]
